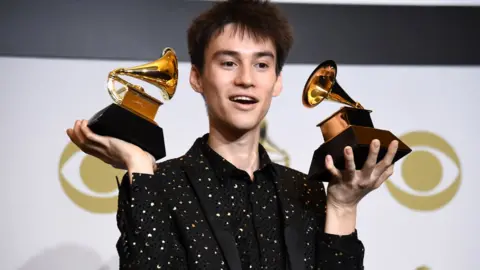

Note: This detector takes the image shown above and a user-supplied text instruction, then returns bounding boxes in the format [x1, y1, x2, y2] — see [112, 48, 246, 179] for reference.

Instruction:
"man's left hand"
[325, 139, 399, 210]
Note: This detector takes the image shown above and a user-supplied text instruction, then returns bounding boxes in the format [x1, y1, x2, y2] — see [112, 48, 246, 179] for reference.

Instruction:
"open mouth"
[229, 95, 259, 105]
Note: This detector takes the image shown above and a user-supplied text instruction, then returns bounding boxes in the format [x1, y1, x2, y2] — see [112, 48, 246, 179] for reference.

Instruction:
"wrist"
[124, 151, 155, 174]
[324, 201, 357, 235]
[326, 200, 358, 215]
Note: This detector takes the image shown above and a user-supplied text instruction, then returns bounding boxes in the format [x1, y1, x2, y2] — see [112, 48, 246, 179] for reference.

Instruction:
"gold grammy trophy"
[88, 47, 178, 160]
[259, 120, 290, 167]
[302, 60, 411, 182]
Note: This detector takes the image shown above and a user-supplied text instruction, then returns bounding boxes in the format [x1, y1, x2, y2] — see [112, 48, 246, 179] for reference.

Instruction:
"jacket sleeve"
[316, 230, 365, 269]
[302, 179, 365, 269]
[115, 172, 187, 270]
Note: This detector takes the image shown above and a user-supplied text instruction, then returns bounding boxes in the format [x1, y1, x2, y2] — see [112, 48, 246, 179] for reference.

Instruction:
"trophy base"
[307, 125, 412, 182]
[87, 103, 166, 161]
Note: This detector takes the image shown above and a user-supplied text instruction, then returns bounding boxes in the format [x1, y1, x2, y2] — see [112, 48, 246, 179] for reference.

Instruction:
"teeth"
[232, 96, 254, 101]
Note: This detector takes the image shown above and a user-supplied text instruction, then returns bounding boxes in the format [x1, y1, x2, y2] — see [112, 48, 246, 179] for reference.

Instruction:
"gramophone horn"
[302, 60, 363, 109]
[107, 47, 179, 105]
[259, 120, 290, 167]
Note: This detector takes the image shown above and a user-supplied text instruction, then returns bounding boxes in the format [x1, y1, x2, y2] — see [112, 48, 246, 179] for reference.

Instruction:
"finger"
[325, 154, 341, 179]
[74, 120, 88, 144]
[80, 120, 109, 146]
[376, 140, 399, 174]
[66, 127, 83, 152]
[344, 146, 356, 179]
[384, 140, 399, 165]
[78, 120, 126, 167]
[70, 120, 104, 156]
[67, 122, 90, 153]
[67, 120, 83, 146]
[66, 127, 75, 141]
[373, 164, 394, 189]
[362, 139, 380, 176]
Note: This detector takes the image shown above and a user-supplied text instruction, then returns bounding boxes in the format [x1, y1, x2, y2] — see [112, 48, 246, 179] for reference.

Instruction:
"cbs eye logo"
[385, 131, 461, 211]
[58, 142, 125, 214]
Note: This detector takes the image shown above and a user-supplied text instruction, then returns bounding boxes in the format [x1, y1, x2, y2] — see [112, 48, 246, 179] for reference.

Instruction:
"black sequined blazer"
[115, 135, 365, 270]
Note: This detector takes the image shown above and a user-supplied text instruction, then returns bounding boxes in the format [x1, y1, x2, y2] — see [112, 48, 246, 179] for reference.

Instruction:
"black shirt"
[116, 134, 365, 270]
[201, 139, 287, 269]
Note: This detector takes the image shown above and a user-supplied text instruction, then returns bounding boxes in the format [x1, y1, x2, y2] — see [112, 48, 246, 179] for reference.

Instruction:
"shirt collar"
[199, 133, 275, 184]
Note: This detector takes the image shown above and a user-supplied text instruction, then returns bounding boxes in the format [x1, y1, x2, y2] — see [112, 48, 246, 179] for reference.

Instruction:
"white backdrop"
[1, 55, 479, 270]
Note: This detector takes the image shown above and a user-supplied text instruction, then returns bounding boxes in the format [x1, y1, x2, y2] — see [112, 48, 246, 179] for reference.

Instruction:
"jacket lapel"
[181, 140, 242, 270]
[271, 166, 306, 270]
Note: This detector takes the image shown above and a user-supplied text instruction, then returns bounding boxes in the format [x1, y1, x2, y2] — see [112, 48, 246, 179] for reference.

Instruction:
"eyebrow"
[212, 50, 275, 60]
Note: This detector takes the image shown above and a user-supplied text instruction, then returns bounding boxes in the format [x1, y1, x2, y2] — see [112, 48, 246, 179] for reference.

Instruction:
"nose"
[234, 65, 254, 88]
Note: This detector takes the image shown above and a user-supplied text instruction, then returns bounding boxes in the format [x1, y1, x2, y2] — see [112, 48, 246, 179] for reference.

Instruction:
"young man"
[67, 0, 398, 269]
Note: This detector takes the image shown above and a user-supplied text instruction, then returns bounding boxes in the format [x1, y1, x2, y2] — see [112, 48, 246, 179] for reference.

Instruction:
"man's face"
[190, 24, 283, 133]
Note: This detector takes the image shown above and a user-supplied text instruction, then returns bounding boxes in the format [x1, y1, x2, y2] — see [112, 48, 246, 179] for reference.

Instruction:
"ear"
[189, 65, 203, 94]
[272, 72, 283, 97]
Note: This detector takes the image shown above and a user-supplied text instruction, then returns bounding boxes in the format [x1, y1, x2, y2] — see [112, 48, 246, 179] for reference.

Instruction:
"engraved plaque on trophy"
[302, 60, 412, 182]
[88, 47, 178, 160]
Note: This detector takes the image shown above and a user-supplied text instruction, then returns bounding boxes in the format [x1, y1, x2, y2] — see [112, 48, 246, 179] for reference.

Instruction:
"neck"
[207, 121, 261, 180]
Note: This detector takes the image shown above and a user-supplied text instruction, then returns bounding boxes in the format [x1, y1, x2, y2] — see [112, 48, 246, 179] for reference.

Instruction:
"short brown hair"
[187, 0, 294, 75]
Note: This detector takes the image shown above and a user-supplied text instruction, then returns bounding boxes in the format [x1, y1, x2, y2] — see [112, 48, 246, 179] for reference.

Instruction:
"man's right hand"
[66, 119, 155, 175]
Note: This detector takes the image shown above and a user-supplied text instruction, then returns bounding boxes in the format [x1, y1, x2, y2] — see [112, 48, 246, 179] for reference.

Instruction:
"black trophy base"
[308, 125, 412, 182]
[87, 103, 166, 161]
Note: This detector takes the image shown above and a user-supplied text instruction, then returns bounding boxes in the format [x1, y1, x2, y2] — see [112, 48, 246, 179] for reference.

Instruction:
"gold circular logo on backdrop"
[58, 142, 125, 213]
[385, 131, 461, 211]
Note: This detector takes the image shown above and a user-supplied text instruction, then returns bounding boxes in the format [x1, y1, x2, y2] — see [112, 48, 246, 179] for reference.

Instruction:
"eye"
[58, 142, 125, 213]
[220, 61, 236, 68]
[255, 63, 269, 69]
[385, 131, 461, 212]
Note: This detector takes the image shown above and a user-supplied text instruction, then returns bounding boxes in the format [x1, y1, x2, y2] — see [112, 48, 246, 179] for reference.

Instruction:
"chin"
[231, 122, 258, 132]
[225, 115, 262, 133]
